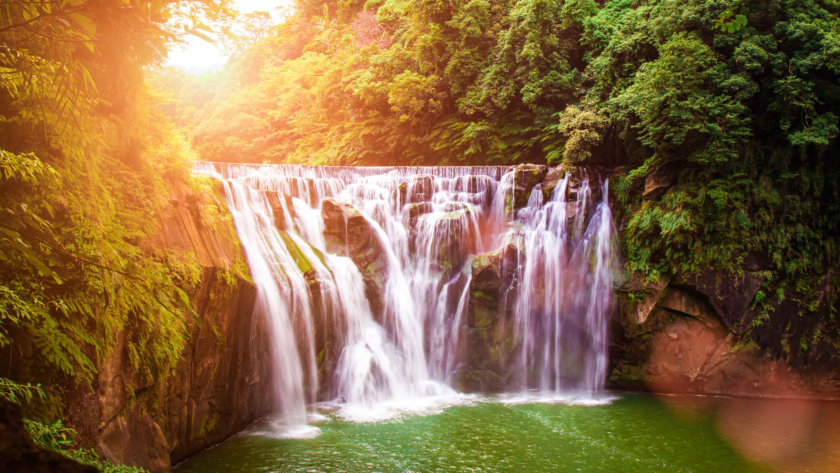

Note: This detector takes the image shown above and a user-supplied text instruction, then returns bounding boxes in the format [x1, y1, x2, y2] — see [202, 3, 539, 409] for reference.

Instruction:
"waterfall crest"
[196, 162, 618, 430]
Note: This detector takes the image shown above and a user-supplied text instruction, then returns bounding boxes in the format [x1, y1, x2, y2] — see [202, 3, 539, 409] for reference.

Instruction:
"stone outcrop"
[611, 275, 840, 399]
[63, 178, 272, 472]
[276, 231, 346, 401]
[642, 161, 679, 200]
[540, 166, 566, 199]
[396, 174, 434, 206]
[422, 204, 478, 278]
[265, 191, 296, 231]
[454, 239, 521, 392]
[509, 164, 547, 210]
[673, 271, 765, 334]
[321, 198, 388, 321]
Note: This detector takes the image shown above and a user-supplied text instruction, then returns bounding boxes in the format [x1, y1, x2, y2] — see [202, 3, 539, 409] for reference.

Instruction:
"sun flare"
[166, 0, 291, 72]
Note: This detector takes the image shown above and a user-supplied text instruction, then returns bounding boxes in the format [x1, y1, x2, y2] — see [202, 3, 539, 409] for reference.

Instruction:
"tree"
[0, 0, 229, 408]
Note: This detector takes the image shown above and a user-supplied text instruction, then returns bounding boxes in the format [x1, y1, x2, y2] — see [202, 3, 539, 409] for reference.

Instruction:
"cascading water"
[195, 162, 617, 430]
[213, 177, 313, 434]
[509, 173, 617, 398]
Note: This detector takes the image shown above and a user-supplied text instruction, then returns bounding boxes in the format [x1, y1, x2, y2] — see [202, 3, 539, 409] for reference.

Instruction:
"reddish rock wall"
[610, 280, 840, 400]
[65, 180, 272, 472]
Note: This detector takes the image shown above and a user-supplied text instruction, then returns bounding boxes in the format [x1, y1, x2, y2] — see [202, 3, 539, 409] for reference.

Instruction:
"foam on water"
[245, 417, 322, 439]
[495, 392, 620, 407]
[331, 390, 479, 423]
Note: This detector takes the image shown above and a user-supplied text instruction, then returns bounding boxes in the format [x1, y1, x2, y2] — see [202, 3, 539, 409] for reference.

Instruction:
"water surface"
[174, 393, 840, 473]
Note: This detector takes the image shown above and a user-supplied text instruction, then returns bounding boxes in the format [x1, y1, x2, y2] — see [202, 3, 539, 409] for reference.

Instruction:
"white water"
[510, 174, 617, 396]
[195, 162, 617, 430]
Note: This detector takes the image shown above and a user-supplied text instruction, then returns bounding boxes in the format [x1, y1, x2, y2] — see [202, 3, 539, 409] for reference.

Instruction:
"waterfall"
[509, 174, 617, 397]
[196, 162, 617, 428]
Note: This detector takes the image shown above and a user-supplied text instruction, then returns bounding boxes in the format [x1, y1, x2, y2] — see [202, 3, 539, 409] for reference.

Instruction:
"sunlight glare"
[166, 0, 291, 73]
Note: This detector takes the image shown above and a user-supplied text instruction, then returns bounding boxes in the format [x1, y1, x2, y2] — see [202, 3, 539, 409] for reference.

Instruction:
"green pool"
[174, 393, 840, 473]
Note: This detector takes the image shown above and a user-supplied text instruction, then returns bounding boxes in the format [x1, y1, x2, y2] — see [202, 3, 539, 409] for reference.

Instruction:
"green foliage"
[714, 10, 748, 34]
[1, 0, 219, 419]
[0, 377, 45, 405]
[544, 105, 609, 163]
[612, 32, 751, 165]
[24, 418, 148, 473]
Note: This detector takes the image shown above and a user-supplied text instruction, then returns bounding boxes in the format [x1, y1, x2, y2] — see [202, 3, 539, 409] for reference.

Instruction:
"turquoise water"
[174, 394, 840, 473]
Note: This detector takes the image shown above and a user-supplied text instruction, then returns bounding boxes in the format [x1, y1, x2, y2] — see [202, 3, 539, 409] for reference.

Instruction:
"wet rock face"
[539, 165, 606, 211]
[455, 240, 521, 392]
[399, 176, 481, 279]
[305, 272, 344, 401]
[414, 205, 478, 280]
[265, 192, 295, 231]
[396, 174, 434, 206]
[0, 400, 97, 473]
[541, 166, 565, 200]
[404, 202, 433, 223]
[321, 198, 388, 320]
[509, 164, 547, 211]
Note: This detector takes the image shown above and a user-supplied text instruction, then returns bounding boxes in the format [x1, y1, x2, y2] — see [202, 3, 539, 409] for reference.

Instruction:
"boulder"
[563, 167, 586, 202]
[404, 202, 433, 223]
[413, 206, 477, 277]
[396, 175, 434, 206]
[541, 166, 566, 200]
[508, 164, 547, 211]
[321, 198, 388, 320]
[642, 161, 680, 200]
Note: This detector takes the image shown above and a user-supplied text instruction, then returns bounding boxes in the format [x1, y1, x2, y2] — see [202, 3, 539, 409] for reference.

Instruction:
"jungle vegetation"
[0, 1, 232, 469]
[0, 0, 838, 468]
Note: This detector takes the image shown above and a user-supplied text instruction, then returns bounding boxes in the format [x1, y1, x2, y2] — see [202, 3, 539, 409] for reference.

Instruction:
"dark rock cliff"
[0, 399, 97, 473]
[455, 240, 520, 392]
[608, 273, 840, 399]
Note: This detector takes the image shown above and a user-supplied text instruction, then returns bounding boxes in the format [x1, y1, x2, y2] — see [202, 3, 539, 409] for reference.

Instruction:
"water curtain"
[195, 163, 617, 426]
